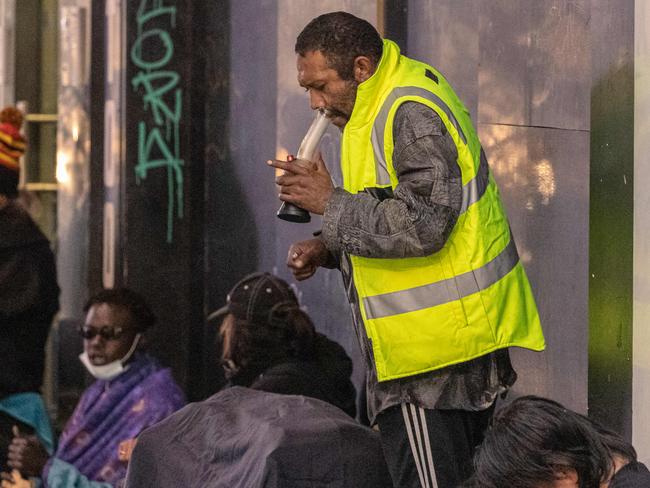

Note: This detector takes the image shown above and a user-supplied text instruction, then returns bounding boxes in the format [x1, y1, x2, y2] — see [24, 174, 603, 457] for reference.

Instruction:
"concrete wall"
[408, 0, 590, 414]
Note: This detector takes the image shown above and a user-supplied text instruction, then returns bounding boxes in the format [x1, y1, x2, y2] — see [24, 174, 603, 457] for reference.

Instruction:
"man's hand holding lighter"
[267, 153, 334, 216]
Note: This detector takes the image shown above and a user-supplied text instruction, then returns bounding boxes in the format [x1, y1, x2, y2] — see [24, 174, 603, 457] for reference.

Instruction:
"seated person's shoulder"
[611, 461, 650, 488]
[131, 364, 186, 414]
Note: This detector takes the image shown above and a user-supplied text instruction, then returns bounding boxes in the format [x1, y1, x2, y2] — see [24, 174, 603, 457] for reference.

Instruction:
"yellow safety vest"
[341, 40, 545, 382]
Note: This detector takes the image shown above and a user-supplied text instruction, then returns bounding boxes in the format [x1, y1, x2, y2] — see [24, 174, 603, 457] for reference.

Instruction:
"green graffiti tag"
[130, 0, 183, 243]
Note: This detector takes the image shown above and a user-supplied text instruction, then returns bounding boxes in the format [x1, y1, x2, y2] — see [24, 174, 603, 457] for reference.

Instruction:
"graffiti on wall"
[130, 0, 183, 243]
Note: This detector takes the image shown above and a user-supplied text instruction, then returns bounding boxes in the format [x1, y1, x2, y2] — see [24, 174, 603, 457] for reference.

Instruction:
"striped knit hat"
[0, 106, 25, 197]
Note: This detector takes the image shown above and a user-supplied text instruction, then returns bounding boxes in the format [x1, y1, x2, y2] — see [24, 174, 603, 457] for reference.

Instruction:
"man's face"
[219, 314, 246, 383]
[297, 50, 358, 128]
[219, 314, 235, 365]
[83, 303, 138, 366]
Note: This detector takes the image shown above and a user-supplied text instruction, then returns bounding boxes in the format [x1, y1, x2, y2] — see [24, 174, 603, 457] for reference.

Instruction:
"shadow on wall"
[203, 143, 259, 398]
[478, 0, 589, 129]
[273, 92, 365, 399]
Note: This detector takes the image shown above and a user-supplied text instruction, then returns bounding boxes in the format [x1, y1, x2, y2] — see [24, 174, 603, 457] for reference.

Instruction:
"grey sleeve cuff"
[321, 187, 351, 254]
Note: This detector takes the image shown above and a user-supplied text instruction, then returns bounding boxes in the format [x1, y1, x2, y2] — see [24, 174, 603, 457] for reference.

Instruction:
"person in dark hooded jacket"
[124, 272, 391, 488]
[0, 106, 59, 473]
[214, 271, 356, 417]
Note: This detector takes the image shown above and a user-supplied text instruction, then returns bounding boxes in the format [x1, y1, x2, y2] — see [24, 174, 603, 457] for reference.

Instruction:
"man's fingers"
[7, 443, 25, 456]
[11, 426, 20, 438]
[288, 256, 306, 270]
[267, 159, 309, 175]
[278, 191, 297, 204]
[295, 267, 316, 281]
[0, 471, 14, 483]
[288, 247, 303, 261]
[6, 449, 21, 461]
[288, 248, 316, 271]
[275, 173, 302, 187]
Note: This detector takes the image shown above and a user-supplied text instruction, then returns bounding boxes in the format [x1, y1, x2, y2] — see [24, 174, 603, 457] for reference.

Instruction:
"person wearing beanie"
[0, 106, 59, 474]
[0, 106, 26, 198]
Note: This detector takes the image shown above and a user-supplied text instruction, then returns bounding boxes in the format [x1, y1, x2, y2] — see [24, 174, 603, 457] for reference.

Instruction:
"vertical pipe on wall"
[103, 0, 125, 289]
[0, 0, 15, 107]
[56, 1, 91, 319]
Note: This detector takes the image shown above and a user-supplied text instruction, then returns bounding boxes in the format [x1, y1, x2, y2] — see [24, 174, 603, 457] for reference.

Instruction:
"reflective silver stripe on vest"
[460, 147, 490, 214]
[362, 235, 519, 320]
[371, 86, 469, 186]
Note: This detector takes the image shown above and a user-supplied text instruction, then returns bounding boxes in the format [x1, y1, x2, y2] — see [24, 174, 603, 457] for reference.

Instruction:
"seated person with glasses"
[4, 289, 186, 488]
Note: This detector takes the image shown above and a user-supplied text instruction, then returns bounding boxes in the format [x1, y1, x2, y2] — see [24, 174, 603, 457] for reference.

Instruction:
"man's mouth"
[326, 109, 345, 120]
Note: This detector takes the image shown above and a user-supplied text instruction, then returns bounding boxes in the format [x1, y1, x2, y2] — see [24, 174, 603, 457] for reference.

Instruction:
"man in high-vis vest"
[268, 11, 545, 488]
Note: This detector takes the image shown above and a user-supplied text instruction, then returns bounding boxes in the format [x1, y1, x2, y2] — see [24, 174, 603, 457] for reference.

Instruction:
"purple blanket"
[45, 354, 185, 485]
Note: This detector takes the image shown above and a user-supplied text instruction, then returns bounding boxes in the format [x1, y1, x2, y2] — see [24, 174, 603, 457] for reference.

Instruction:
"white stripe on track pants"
[375, 402, 494, 488]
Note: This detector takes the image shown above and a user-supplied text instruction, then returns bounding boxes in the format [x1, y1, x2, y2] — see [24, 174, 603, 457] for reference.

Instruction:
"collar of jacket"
[346, 39, 402, 130]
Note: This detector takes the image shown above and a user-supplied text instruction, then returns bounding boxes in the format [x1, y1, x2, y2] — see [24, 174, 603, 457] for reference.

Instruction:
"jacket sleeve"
[0, 240, 59, 323]
[321, 102, 462, 259]
[43, 458, 113, 488]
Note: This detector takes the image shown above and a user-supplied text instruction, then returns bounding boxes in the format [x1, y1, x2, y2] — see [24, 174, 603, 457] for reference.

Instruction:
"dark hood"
[251, 333, 357, 417]
[0, 200, 48, 249]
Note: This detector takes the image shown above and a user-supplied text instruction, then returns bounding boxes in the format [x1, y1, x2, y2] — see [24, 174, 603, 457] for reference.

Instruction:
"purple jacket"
[44, 354, 185, 486]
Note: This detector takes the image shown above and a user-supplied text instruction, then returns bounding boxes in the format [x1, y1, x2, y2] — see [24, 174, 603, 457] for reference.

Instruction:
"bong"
[277, 109, 330, 223]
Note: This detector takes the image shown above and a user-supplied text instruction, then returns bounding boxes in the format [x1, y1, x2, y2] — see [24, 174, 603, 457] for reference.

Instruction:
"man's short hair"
[295, 11, 383, 81]
[84, 288, 156, 332]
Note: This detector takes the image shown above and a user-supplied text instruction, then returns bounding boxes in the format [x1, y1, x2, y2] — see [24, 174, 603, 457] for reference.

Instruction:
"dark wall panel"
[124, 0, 210, 397]
[588, 0, 634, 440]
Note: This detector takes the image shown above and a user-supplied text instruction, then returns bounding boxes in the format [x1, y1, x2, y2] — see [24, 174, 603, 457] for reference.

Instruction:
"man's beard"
[328, 80, 358, 124]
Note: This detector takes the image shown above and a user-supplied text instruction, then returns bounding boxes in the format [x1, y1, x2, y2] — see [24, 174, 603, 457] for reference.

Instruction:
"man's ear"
[353, 56, 375, 83]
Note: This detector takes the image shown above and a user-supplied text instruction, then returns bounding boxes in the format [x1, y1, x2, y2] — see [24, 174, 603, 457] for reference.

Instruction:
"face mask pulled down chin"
[79, 334, 142, 381]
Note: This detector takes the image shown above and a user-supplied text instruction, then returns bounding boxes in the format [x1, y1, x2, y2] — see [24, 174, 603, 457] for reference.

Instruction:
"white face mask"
[79, 333, 142, 381]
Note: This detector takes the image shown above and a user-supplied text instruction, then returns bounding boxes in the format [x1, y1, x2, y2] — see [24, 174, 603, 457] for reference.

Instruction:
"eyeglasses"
[77, 325, 127, 341]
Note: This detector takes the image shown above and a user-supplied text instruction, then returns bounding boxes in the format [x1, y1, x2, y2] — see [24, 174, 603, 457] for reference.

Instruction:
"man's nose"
[309, 91, 326, 111]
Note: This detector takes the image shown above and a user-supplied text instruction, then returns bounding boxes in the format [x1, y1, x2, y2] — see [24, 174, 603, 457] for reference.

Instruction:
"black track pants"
[375, 403, 494, 488]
